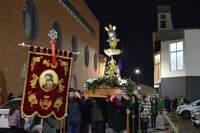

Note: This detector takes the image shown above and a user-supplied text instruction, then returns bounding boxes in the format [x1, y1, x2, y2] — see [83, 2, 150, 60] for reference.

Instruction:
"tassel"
[50, 39, 57, 65]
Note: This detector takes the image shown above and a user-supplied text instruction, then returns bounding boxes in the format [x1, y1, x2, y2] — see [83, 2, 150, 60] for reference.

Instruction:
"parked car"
[0, 97, 21, 109]
[191, 107, 200, 126]
[0, 98, 22, 132]
[176, 99, 200, 118]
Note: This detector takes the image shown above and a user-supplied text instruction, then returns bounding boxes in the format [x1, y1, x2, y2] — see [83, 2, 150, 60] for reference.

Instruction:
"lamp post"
[134, 68, 141, 133]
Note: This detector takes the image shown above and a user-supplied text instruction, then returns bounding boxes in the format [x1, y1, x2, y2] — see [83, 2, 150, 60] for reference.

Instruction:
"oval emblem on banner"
[39, 69, 58, 92]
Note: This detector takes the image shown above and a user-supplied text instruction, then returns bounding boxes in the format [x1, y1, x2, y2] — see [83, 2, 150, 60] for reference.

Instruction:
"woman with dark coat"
[107, 95, 127, 133]
[90, 98, 106, 133]
[151, 97, 158, 128]
[67, 89, 82, 133]
[129, 95, 139, 133]
[80, 97, 92, 133]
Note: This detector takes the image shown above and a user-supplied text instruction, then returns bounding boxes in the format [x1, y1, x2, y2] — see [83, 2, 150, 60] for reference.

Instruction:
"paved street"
[87, 114, 170, 133]
[148, 114, 170, 133]
[170, 115, 200, 133]
[106, 114, 170, 133]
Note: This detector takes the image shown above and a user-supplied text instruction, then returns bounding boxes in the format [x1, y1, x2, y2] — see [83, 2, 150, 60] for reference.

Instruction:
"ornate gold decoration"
[59, 59, 68, 76]
[39, 95, 52, 110]
[43, 59, 50, 67]
[28, 92, 38, 107]
[31, 56, 43, 71]
[58, 79, 65, 93]
[105, 24, 118, 48]
[39, 69, 58, 92]
[104, 49, 121, 58]
[51, 62, 58, 69]
[104, 58, 120, 78]
[103, 24, 121, 78]
[54, 97, 63, 111]
[104, 24, 121, 56]
[43, 59, 58, 69]
[30, 73, 38, 88]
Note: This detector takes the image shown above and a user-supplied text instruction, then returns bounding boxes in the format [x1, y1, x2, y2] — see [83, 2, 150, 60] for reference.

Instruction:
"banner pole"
[59, 120, 62, 133]
[63, 118, 66, 133]
[40, 118, 43, 133]
[18, 42, 79, 55]
[132, 110, 135, 133]
[126, 109, 130, 133]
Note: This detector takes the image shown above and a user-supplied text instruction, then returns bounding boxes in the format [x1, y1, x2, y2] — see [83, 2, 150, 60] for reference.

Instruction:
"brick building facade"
[0, 0, 100, 97]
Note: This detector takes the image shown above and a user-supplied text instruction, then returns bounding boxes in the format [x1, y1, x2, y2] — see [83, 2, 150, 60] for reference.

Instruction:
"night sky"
[84, 0, 200, 87]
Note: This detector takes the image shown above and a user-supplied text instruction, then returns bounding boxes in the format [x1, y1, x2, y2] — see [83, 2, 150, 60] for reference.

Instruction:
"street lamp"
[137, 86, 141, 90]
[134, 68, 141, 85]
[134, 68, 141, 133]
[135, 68, 140, 75]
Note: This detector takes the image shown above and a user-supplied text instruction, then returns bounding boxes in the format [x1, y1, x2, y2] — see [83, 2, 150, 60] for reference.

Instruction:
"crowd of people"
[61, 89, 189, 133]
[0, 90, 191, 133]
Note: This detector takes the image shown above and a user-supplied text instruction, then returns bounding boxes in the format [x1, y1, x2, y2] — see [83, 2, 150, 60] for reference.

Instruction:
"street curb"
[163, 112, 179, 133]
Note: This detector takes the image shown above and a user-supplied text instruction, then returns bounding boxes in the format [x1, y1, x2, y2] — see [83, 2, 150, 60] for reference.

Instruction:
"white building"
[153, 5, 200, 101]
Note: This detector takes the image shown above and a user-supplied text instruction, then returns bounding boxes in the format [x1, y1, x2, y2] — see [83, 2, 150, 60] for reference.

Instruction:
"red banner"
[21, 51, 72, 120]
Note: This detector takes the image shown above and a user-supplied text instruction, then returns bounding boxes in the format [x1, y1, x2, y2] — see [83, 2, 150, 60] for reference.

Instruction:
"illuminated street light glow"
[138, 86, 141, 90]
[135, 69, 140, 75]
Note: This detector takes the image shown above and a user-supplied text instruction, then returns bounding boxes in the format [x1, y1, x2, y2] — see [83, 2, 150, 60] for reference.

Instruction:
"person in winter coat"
[164, 96, 171, 113]
[80, 94, 92, 133]
[131, 95, 139, 133]
[150, 97, 158, 128]
[107, 95, 127, 133]
[8, 107, 20, 133]
[140, 96, 151, 133]
[24, 115, 57, 133]
[8, 104, 26, 133]
[158, 97, 165, 114]
[67, 89, 82, 133]
[90, 98, 106, 133]
[172, 97, 178, 115]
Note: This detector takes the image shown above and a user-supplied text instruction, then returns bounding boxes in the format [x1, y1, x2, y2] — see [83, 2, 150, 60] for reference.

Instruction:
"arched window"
[84, 46, 89, 67]
[53, 21, 62, 49]
[94, 52, 98, 71]
[70, 75, 77, 89]
[71, 35, 78, 61]
[22, 0, 38, 40]
[20, 64, 26, 91]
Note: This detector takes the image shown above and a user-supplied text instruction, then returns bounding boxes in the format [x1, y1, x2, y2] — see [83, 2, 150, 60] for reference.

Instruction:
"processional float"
[84, 24, 136, 133]
[20, 29, 74, 133]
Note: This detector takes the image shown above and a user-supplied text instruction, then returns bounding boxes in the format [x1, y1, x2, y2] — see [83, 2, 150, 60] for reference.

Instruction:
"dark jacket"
[151, 99, 158, 115]
[107, 101, 126, 131]
[81, 99, 92, 124]
[172, 98, 178, 109]
[67, 98, 82, 124]
[129, 100, 139, 133]
[90, 98, 107, 123]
